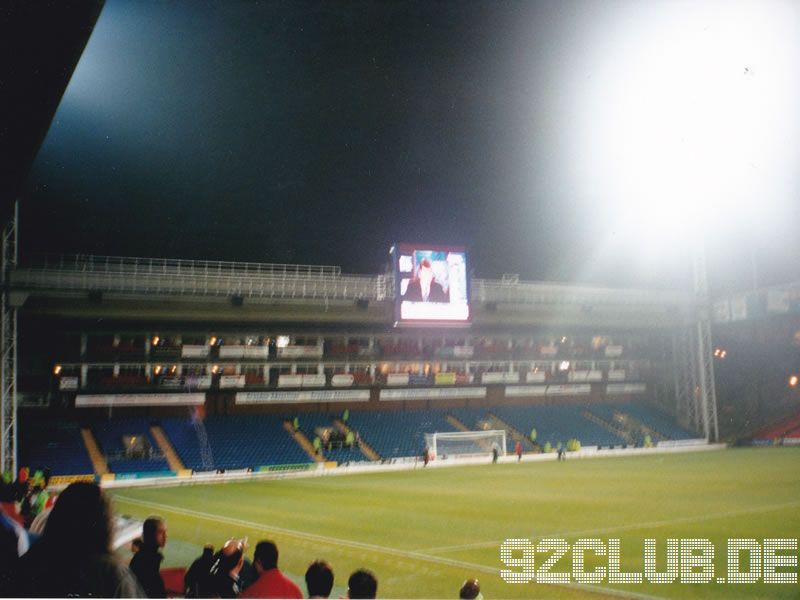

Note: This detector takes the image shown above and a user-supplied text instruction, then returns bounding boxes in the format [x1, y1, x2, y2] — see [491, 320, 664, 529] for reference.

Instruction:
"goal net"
[424, 430, 507, 459]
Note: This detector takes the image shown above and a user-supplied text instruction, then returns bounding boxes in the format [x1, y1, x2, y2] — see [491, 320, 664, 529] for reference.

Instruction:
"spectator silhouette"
[10, 481, 145, 597]
[184, 544, 214, 598]
[347, 569, 377, 599]
[0, 503, 29, 592]
[460, 578, 483, 599]
[305, 559, 334, 598]
[208, 538, 246, 598]
[130, 516, 168, 598]
[239, 540, 302, 599]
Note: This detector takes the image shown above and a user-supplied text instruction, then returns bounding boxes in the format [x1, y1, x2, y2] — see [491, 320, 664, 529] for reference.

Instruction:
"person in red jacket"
[239, 540, 302, 599]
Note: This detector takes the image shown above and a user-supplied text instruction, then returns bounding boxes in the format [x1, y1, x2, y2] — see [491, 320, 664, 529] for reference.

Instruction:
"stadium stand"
[752, 411, 800, 441]
[296, 413, 362, 464]
[17, 403, 697, 477]
[161, 415, 311, 471]
[347, 409, 457, 460]
[15, 402, 696, 475]
[492, 405, 628, 448]
[585, 403, 696, 445]
[18, 419, 94, 476]
[91, 418, 171, 474]
[619, 402, 697, 440]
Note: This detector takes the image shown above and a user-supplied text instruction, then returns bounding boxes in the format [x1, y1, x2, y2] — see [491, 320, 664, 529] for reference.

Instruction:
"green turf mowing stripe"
[113, 494, 663, 600]
[419, 498, 800, 555]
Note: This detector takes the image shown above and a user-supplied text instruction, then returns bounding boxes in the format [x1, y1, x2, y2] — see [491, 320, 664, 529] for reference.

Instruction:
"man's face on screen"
[419, 264, 433, 290]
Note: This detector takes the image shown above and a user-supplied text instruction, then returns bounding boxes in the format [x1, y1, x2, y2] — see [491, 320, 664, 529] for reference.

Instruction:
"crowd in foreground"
[1, 478, 484, 599]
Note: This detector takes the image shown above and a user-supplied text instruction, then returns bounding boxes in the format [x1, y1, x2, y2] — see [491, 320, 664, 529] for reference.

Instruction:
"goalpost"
[424, 430, 507, 460]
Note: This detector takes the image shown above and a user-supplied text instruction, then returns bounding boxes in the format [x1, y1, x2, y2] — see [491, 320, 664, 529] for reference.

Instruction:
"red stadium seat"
[160, 567, 186, 598]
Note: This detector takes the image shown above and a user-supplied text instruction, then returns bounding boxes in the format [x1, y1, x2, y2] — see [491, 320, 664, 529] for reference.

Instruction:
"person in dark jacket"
[184, 544, 214, 598]
[207, 538, 246, 598]
[130, 516, 167, 598]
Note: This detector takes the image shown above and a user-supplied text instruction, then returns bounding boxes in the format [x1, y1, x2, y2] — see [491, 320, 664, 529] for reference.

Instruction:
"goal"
[424, 430, 507, 459]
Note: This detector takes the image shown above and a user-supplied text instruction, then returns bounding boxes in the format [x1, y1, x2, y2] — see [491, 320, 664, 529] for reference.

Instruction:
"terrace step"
[617, 413, 666, 442]
[80, 427, 109, 475]
[333, 419, 380, 461]
[445, 415, 494, 452]
[446, 415, 471, 432]
[150, 425, 186, 471]
[583, 411, 634, 444]
[284, 421, 325, 463]
[486, 413, 533, 450]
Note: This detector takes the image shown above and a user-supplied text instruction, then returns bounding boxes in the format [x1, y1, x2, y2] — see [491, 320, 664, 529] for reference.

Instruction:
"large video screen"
[391, 243, 471, 326]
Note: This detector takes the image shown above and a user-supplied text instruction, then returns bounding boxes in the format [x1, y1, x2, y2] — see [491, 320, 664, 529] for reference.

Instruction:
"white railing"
[29, 254, 342, 278]
[13, 255, 379, 300]
[11, 254, 693, 309]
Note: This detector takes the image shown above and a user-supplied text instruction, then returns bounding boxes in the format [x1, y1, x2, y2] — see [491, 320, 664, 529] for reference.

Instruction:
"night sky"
[20, 0, 800, 291]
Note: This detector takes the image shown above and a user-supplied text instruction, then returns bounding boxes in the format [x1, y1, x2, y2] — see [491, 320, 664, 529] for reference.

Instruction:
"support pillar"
[1, 202, 18, 475]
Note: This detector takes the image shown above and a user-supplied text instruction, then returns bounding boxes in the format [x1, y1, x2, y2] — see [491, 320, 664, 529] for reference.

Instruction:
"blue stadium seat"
[296, 413, 361, 464]
[492, 405, 628, 448]
[92, 417, 171, 473]
[18, 418, 94, 476]
[161, 414, 311, 471]
[347, 409, 456, 459]
[618, 402, 698, 440]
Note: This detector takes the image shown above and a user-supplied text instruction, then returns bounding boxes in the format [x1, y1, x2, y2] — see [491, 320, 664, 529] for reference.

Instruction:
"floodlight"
[570, 0, 799, 248]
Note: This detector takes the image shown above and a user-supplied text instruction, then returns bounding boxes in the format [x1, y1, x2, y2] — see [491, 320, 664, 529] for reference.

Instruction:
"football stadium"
[3, 1, 800, 599]
[1, 249, 799, 598]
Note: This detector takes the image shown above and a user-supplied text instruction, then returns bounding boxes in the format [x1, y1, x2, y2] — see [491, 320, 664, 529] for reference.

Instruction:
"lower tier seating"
[17, 402, 696, 475]
[160, 414, 311, 471]
[18, 419, 94, 476]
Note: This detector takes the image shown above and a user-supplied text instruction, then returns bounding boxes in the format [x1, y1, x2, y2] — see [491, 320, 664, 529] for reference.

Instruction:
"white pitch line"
[418, 499, 800, 555]
[113, 494, 663, 600]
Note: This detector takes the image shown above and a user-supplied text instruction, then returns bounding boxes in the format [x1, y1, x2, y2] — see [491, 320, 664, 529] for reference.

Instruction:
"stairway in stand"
[582, 411, 634, 444]
[150, 425, 186, 471]
[446, 415, 471, 432]
[283, 420, 326, 462]
[333, 418, 380, 461]
[445, 415, 493, 451]
[486, 413, 533, 450]
[80, 427, 109, 475]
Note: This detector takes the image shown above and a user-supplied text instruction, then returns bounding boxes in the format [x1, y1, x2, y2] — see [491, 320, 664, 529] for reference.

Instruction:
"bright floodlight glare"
[571, 0, 800, 246]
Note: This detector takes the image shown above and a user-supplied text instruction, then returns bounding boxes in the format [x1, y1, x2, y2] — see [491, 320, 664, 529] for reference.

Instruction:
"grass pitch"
[112, 448, 800, 599]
